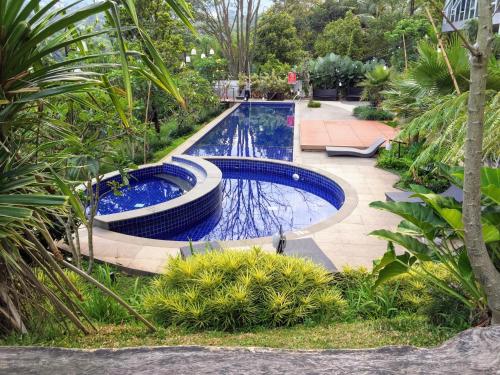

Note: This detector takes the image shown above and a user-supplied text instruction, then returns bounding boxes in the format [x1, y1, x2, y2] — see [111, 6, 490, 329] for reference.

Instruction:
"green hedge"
[144, 249, 346, 331]
[308, 100, 321, 108]
[353, 105, 394, 121]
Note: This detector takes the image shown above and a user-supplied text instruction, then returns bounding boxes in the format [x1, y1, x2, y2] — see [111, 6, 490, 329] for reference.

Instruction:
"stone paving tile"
[300, 117, 397, 150]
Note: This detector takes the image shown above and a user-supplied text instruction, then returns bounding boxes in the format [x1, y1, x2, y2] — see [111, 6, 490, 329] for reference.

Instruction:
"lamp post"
[272, 225, 287, 255]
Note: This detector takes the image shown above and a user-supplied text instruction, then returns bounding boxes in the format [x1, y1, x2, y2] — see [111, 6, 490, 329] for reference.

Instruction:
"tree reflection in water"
[166, 171, 338, 241]
[185, 103, 294, 161]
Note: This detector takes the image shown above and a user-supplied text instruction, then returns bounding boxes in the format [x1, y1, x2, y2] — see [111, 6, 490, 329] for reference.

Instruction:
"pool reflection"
[185, 103, 294, 161]
[165, 170, 338, 241]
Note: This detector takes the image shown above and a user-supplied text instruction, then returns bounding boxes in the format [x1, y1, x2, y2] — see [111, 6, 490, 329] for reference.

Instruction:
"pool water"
[185, 103, 294, 161]
[165, 170, 339, 241]
[96, 177, 183, 215]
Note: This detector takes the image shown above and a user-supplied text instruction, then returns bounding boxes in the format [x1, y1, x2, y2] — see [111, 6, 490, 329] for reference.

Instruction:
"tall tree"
[194, 0, 261, 76]
[314, 11, 366, 59]
[253, 9, 304, 66]
[461, 0, 500, 324]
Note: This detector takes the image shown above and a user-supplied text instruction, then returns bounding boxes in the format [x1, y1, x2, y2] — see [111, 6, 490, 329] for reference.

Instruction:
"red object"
[287, 72, 297, 85]
[287, 115, 295, 127]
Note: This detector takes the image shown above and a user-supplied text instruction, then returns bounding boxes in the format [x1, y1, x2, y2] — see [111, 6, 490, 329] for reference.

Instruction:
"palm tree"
[0, 0, 192, 335]
[382, 36, 500, 170]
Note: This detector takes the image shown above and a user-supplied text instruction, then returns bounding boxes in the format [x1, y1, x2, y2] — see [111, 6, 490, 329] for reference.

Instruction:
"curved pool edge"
[81, 157, 358, 274]
[94, 155, 223, 238]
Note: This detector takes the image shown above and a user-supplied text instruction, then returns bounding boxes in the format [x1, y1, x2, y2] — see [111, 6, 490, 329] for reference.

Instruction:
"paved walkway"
[1, 326, 498, 374]
[81, 100, 402, 272]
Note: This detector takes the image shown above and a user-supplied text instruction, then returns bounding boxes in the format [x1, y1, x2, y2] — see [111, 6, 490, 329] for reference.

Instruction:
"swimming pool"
[184, 103, 294, 161]
[167, 166, 340, 241]
[104, 158, 345, 242]
[96, 177, 184, 215]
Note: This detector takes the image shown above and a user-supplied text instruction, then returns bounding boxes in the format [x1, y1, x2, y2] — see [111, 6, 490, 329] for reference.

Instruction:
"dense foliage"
[353, 106, 394, 120]
[144, 249, 347, 330]
[0, 0, 196, 336]
[314, 11, 366, 60]
[370, 166, 500, 323]
[253, 9, 305, 66]
[309, 54, 371, 90]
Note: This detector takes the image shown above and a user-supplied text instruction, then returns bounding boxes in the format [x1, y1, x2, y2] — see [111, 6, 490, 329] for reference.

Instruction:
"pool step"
[155, 174, 194, 192]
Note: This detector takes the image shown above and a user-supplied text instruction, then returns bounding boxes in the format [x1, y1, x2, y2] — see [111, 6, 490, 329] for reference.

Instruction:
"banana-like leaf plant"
[369, 167, 500, 320]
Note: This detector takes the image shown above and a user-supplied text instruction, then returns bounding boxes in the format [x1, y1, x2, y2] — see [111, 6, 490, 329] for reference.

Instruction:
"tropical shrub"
[259, 70, 291, 99]
[144, 248, 347, 330]
[359, 65, 391, 106]
[193, 57, 228, 83]
[369, 166, 500, 323]
[0, 0, 192, 335]
[383, 36, 500, 122]
[159, 70, 220, 137]
[38, 264, 146, 325]
[309, 53, 365, 90]
[335, 265, 470, 326]
[394, 91, 500, 170]
[308, 100, 321, 108]
[353, 105, 393, 120]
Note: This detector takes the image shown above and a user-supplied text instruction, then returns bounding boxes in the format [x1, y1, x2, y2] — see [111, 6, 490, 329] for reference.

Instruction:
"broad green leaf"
[374, 252, 416, 288]
[370, 200, 446, 237]
[370, 229, 434, 261]
[0, 205, 33, 219]
[397, 220, 423, 236]
[372, 242, 396, 274]
[409, 184, 432, 194]
[439, 208, 464, 231]
[452, 166, 500, 204]
[483, 224, 500, 244]
[0, 194, 67, 206]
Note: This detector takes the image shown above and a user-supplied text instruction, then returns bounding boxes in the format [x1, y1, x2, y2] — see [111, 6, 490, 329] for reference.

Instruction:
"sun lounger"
[385, 184, 464, 203]
[326, 137, 385, 158]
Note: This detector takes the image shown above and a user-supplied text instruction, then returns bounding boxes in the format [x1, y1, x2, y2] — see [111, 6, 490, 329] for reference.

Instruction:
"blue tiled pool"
[149, 159, 344, 241]
[184, 103, 294, 161]
[96, 177, 183, 215]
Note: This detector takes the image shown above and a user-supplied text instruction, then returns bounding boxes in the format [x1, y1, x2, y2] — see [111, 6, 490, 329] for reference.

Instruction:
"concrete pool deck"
[79, 100, 401, 274]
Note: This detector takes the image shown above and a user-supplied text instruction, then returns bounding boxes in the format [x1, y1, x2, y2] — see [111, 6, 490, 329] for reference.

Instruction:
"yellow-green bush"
[144, 248, 347, 331]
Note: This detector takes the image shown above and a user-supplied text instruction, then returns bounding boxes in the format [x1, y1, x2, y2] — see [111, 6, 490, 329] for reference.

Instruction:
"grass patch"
[353, 105, 393, 121]
[151, 123, 204, 162]
[1, 315, 459, 350]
